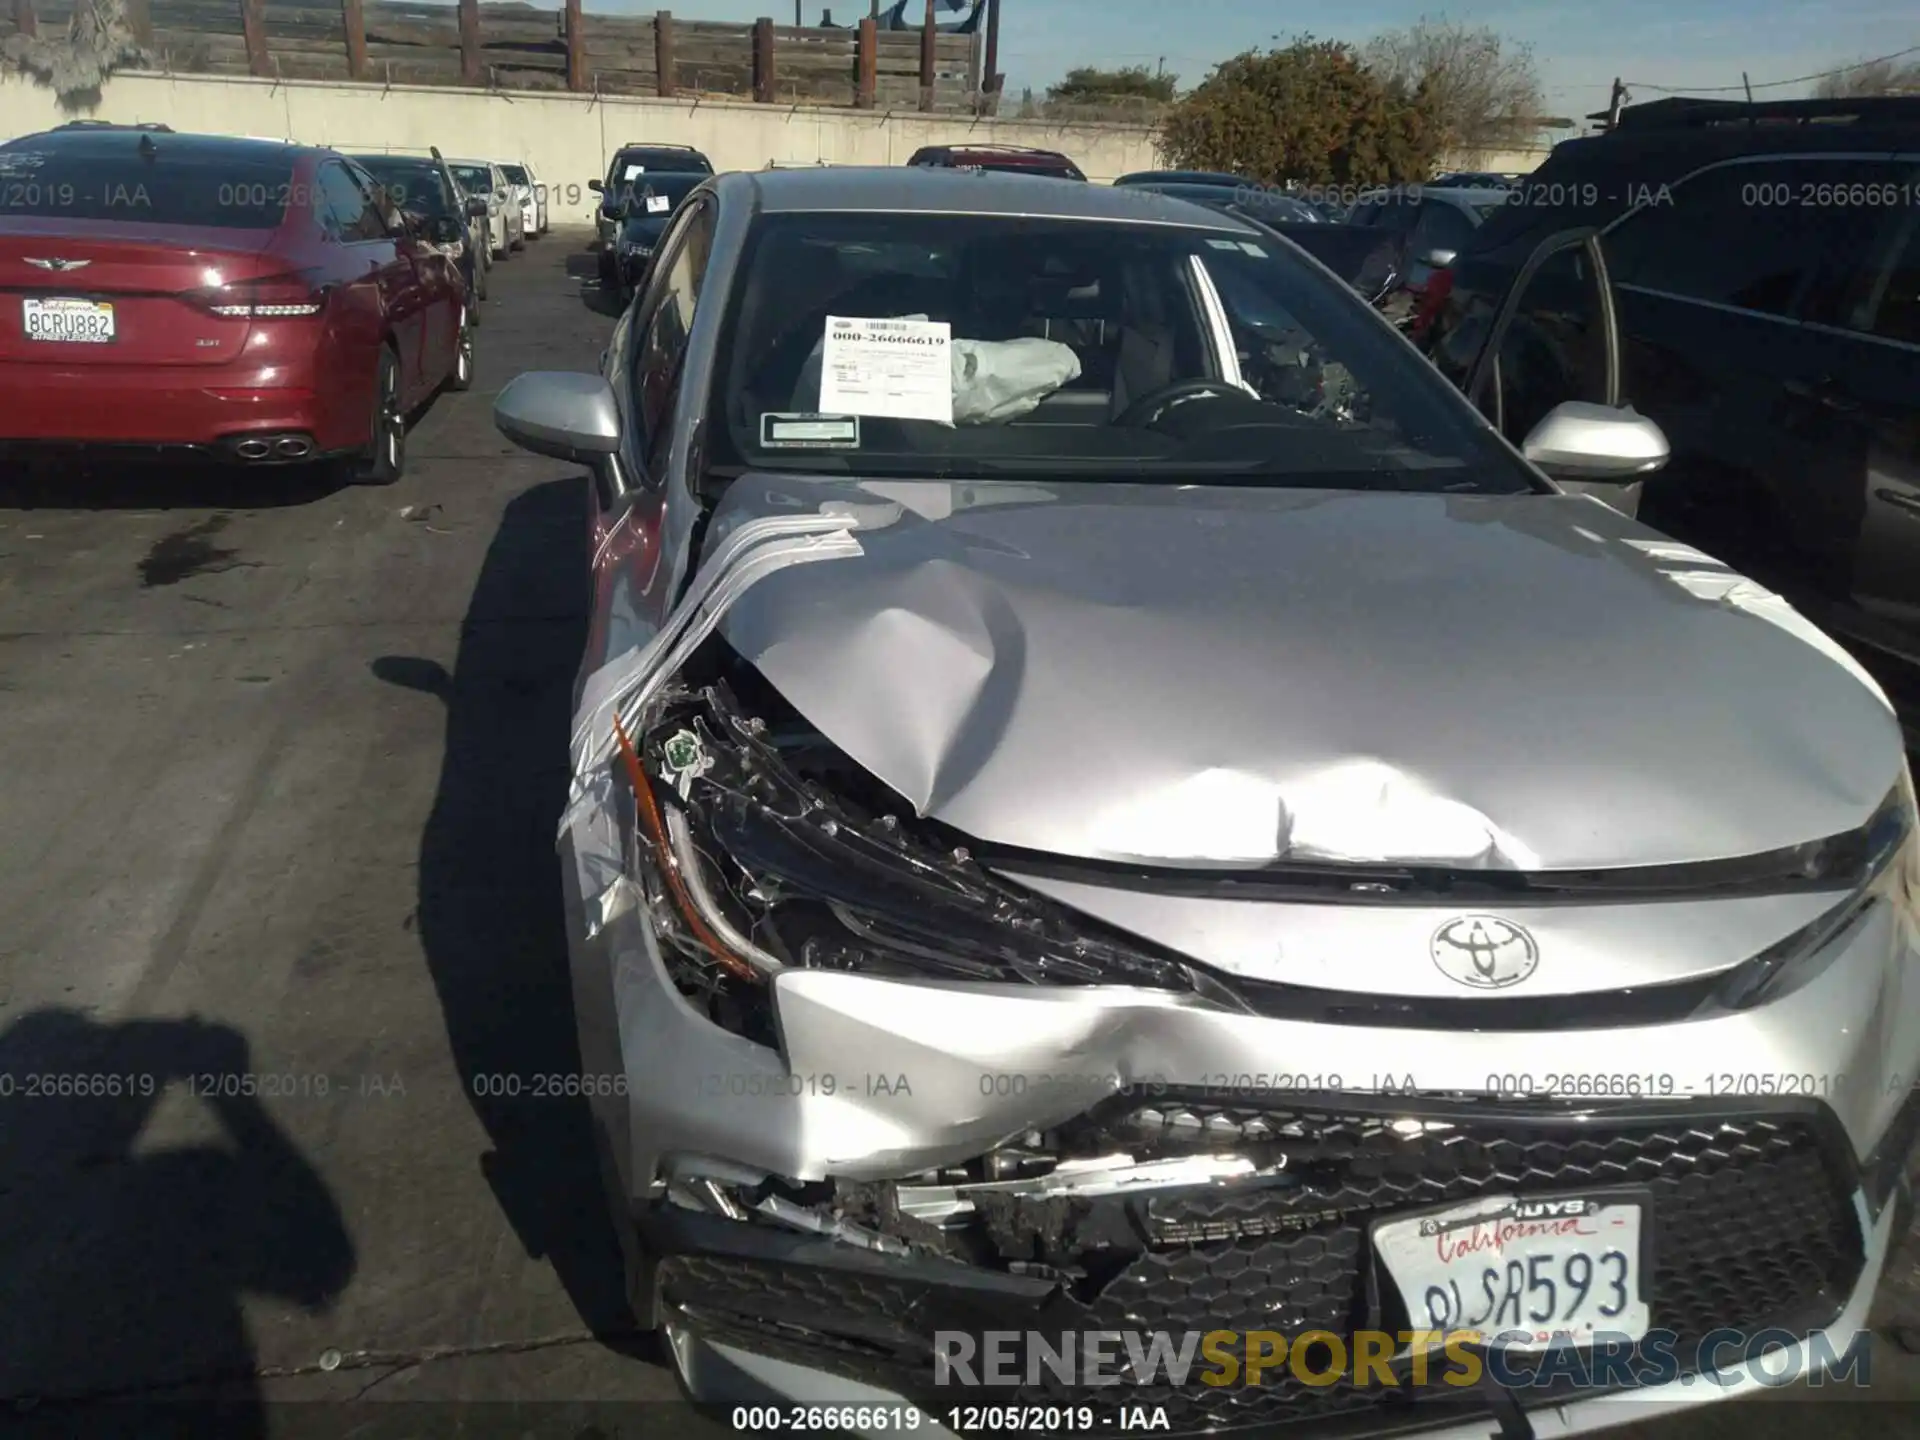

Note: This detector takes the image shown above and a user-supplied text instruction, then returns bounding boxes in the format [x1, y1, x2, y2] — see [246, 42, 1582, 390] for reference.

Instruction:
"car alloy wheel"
[447, 306, 476, 392]
[356, 348, 406, 486]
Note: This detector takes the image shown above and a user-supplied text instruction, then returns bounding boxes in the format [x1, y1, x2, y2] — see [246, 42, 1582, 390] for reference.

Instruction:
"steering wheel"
[1113, 378, 1252, 429]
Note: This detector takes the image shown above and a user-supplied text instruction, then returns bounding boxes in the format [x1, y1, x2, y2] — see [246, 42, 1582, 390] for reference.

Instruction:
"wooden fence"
[1, 1, 983, 110]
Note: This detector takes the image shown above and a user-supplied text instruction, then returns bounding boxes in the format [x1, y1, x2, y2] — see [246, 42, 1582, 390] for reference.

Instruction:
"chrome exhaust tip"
[234, 438, 272, 460]
[274, 436, 312, 459]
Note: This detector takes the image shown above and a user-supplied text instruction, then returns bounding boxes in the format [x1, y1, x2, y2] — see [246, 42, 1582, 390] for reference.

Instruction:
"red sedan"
[0, 123, 473, 484]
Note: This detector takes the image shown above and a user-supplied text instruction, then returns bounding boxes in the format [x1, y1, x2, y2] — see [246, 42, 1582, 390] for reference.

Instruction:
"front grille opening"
[659, 1097, 1865, 1434]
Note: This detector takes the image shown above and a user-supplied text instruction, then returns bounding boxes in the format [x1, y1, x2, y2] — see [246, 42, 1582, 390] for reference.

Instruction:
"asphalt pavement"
[0, 232, 1914, 1439]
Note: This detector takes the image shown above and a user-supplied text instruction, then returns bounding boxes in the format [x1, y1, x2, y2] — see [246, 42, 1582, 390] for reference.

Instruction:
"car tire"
[354, 347, 406, 486]
[598, 253, 618, 290]
[472, 255, 488, 307]
[446, 305, 476, 393]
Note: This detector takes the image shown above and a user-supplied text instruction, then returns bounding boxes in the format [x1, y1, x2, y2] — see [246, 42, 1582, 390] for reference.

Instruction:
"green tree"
[1161, 38, 1443, 187]
[1361, 16, 1545, 153]
[1047, 65, 1179, 107]
[1815, 56, 1920, 97]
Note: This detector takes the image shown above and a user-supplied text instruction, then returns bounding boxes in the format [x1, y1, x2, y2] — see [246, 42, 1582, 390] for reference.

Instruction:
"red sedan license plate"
[24, 297, 116, 344]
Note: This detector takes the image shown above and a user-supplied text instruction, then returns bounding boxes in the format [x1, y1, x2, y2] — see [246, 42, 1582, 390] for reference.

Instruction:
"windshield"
[609, 149, 711, 184]
[0, 142, 293, 227]
[351, 158, 452, 217]
[616, 171, 706, 218]
[450, 164, 492, 193]
[500, 164, 529, 185]
[710, 213, 1537, 492]
[1132, 182, 1321, 226]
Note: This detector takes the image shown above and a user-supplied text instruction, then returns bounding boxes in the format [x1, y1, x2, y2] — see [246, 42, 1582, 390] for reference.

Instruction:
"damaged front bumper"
[558, 704, 1920, 1437]
[556, 504, 1920, 1437]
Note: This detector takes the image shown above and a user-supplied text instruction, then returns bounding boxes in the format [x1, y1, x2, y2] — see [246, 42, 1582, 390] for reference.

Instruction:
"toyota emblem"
[1430, 915, 1539, 989]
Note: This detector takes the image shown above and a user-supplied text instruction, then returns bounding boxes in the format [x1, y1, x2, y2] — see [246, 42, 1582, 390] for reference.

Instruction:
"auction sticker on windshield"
[644, 193, 670, 213]
[1371, 1191, 1651, 1353]
[761, 413, 861, 448]
[818, 315, 953, 425]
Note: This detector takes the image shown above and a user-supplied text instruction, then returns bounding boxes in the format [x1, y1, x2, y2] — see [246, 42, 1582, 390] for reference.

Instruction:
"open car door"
[1459, 228, 1668, 517]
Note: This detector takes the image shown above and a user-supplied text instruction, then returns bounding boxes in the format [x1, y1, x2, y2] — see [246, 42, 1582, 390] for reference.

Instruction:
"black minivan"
[1421, 96, 1920, 722]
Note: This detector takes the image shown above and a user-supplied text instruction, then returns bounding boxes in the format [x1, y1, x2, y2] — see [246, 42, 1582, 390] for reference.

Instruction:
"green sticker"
[662, 728, 705, 773]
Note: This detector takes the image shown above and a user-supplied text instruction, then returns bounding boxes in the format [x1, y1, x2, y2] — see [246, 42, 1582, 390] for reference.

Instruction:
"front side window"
[1410, 202, 1479, 258]
[355, 161, 453, 219]
[1606, 157, 1895, 317]
[450, 165, 491, 195]
[631, 202, 715, 478]
[1487, 243, 1612, 442]
[707, 212, 1540, 493]
[1865, 214, 1920, 346]
[501, 164, 529, 186]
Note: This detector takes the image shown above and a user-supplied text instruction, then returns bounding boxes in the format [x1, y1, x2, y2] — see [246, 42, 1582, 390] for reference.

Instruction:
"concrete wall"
[0, 69, 1558, 217]
[1444, 145, 1557, 175]
[0, 70, 1167, 220]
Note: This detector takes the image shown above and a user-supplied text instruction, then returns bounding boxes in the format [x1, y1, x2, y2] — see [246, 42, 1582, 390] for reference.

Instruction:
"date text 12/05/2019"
[726, 1406, 1172, 1433]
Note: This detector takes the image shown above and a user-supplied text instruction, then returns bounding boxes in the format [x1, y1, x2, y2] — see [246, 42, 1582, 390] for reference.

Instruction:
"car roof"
[917, 144, 1071, 159]
[1426, 186, 1511, 211]
[1115, 169, 1246, 185]
[347, 153, 439, 168]
[724, 166, 1256, 228]
[5, 127, 316, 163]
[613, 144, 710, 160]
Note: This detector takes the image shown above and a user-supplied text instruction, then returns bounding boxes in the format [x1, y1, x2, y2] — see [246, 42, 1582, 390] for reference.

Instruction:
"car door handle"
[1875, 487, 1920, 519]
[1782, 376, 1861, 413]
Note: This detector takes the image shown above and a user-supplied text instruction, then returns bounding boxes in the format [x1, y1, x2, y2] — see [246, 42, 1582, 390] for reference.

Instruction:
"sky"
[584, 0, 1920, 129]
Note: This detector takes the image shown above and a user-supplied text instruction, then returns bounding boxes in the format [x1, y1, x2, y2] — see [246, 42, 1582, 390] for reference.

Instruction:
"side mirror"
[588, 178, 605, 193]
[1421, 247, 1458, 270]
[494, 371, 622, 465]
[466, 196, 490, 219]
[1521, 400, 1670, 480]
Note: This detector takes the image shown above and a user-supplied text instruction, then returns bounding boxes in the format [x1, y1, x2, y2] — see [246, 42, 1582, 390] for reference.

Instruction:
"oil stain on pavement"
[139, 514, 259, 588]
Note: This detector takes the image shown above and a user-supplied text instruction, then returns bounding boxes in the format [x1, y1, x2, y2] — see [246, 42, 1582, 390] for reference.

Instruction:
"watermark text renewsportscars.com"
[932, 1328, 1872, 1390]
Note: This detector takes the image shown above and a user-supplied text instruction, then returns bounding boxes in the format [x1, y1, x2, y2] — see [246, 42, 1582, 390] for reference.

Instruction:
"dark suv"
[906, 144, 1085, 180]
[591, 143, 714, 266]
[1421, 95, 1920, 721]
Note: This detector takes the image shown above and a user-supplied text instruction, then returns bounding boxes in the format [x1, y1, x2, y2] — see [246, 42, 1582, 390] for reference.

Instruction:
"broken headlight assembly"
[611, 680, 1221, 1033]
[1712, 763, 1918, 1011]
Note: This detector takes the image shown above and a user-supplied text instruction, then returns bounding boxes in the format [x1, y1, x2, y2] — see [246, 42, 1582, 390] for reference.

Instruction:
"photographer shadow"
[0, 1008, 355, 1436]
[372, 476, 650, 1357]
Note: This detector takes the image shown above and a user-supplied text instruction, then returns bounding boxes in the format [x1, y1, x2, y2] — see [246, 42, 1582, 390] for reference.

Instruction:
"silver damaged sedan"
[493, 168, 1920, 1436]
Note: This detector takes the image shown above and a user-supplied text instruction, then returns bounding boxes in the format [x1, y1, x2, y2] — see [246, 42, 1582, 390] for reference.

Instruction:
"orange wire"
[611, 714, 763, 984]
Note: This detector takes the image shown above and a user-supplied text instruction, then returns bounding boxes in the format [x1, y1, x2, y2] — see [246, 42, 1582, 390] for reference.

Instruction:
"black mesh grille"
[660, 1099, 1864, 1435]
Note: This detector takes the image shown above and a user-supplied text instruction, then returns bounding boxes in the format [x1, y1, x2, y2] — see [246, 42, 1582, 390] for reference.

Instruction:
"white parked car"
[501, 161, 546, 239]
[448, 159, 522, 258]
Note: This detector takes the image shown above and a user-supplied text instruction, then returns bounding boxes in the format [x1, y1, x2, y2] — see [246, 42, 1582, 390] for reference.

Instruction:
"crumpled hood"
[710, 474, 1903, 870]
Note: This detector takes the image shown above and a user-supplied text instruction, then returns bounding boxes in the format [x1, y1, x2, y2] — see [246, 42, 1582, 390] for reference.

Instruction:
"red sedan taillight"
[185, 275, 327, 318]
[1412, 266, 1453, 341]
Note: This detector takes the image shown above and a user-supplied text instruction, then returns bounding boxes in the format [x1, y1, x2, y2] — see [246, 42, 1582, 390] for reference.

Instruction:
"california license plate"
[1372, 1192, 1651, 1353]
[24, 296, 116, 343]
